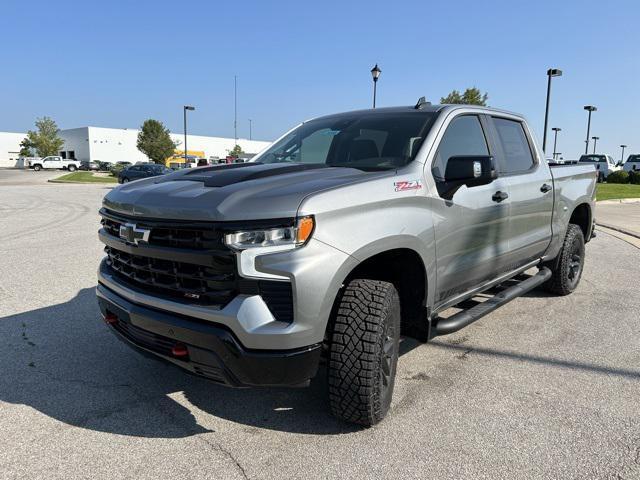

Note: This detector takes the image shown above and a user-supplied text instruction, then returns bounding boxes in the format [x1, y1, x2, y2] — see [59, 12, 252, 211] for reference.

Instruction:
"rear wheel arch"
[569, 203, 592, 240]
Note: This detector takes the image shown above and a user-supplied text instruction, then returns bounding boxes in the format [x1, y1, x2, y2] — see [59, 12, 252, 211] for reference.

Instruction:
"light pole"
[542, 68, 563, 153]
[551, 127, 561, 160]
[591, 136, 599, 154]
[234, 75, 238, 145]
[371, 64, 381, 108]
[183, 105, 195, 165]
[248, 119, 252, 140]
[583, 105, 597, 154]
[620, 144, 627, 163]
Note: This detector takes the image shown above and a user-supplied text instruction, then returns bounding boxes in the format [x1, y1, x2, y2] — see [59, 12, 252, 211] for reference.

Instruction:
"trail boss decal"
[394, 180, 423, 192]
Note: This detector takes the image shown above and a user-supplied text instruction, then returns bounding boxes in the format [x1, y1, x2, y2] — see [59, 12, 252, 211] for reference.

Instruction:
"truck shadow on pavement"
[0, 288, 362, 438]
[4, 287, 636, 439]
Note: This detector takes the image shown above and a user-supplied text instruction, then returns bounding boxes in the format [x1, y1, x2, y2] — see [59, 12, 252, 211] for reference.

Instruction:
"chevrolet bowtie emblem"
[118, 223, 150, 245]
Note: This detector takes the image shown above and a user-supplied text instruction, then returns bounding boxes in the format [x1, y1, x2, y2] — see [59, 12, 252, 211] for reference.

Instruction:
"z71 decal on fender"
[394, 180, 423, 192]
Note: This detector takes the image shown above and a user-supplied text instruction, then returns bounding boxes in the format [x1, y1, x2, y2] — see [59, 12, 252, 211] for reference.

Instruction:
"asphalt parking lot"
[1, 169, 639, 480]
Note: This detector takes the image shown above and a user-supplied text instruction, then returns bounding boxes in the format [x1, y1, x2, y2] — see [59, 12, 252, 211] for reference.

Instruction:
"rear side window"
[432, 115, 489, 180]
[492, 118, 535, 174]
[580, 155, 605, 163]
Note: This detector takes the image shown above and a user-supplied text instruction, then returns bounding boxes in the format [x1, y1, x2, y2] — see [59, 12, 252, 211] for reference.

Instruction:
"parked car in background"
[98, 161, 114, 171]
[623, 154, 640, 172]
[118, 163, 172, 183]
[29, 156, 81, 172]
[197, 158, 209, 167]
[578, 154, 621, 182]
[80, 160, 100, 171]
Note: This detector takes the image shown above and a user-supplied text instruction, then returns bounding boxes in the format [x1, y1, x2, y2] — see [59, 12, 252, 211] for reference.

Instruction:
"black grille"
[105, 246, 236, 306]
[101, 213, 226, 251]
[99, 209, 294, 322]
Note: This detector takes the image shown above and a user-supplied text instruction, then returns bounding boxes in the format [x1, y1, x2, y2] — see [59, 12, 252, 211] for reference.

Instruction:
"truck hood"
[103, 162, 390, 221]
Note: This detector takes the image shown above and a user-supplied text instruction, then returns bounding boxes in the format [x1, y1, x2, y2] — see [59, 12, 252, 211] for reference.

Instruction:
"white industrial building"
[0, 127, 271, 167]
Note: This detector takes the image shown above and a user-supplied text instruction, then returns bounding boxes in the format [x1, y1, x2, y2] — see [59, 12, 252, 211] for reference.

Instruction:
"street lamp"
[551, 127, 561, 160]
[583, 105, 597, 154]
[620, 144, 628, 163]
[248, 119, 252, 140]
[183, 105, 195, 165]
[542, 68, 563, 153]
[591, 136, 599, 154]
[370, 64, 381, 108]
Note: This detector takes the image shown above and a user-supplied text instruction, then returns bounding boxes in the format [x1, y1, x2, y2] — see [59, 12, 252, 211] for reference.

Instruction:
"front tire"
[544, 224, 585, 295]
[122, 178, 129, 183]
[327, 279, 400, 426]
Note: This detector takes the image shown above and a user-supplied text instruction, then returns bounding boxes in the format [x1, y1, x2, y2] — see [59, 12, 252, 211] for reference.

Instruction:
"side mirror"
[444, 155, 496, 188]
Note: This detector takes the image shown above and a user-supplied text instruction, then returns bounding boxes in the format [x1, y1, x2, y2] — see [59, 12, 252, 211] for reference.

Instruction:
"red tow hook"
[104, 312, 118, 325]
[171, 343, 189, 358]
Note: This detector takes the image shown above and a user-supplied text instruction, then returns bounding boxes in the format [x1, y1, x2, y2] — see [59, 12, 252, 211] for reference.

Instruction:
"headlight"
[224, 216, 314, 250]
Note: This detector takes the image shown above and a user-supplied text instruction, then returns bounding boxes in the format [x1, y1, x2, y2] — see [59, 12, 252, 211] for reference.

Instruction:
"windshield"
[256, 111, 438, 170]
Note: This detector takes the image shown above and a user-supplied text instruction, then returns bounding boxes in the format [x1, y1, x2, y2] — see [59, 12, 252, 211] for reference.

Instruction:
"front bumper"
[97, 283, 322, 387]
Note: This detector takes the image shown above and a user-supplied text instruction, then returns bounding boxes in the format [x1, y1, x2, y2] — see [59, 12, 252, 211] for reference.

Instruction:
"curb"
[47, 179, 117, 185]
[596, 222, 640, 240]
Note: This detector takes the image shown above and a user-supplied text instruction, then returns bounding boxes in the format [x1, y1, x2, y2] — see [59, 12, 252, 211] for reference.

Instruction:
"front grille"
[105, 246, 236, 306]
[101, 213, 226, 251]
[100, 209, 294, 321]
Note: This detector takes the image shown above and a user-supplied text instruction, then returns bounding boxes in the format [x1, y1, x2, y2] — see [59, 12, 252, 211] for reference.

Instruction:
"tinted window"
[493, 118, 535, 173]
[257, 112, 438, 171]
[628, 155, 640, 162]
[432, 115, 489, 180]
[580, 155, 606, 163]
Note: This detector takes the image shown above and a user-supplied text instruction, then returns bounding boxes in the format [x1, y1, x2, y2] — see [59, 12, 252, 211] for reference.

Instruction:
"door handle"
[492, 191, 509, 203]
[540, 183, 552, 193]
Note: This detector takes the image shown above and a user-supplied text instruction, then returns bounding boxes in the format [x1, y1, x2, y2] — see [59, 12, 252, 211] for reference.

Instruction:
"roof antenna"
[414, 96, 430, 109]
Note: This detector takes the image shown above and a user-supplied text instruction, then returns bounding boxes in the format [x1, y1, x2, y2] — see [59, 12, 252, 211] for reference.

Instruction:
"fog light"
[104, 312, 118, 325]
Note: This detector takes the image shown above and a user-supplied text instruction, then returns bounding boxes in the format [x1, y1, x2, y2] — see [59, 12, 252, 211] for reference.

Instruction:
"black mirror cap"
[444, 155, 496, 187]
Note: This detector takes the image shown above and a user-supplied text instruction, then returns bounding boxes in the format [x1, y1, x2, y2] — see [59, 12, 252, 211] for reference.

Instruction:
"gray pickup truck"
[96, 102, 596, 426]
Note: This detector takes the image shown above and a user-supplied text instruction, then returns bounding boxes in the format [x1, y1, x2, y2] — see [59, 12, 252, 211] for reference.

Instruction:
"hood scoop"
[175, 162, 329, 188]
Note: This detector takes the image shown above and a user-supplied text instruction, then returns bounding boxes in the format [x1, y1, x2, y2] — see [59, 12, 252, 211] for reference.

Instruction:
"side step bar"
[432, 267, 552, 337]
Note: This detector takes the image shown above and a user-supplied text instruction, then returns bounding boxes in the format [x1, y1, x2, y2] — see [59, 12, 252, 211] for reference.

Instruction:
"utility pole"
[234, 75, 238, 145]
[248, 119, 252, 140]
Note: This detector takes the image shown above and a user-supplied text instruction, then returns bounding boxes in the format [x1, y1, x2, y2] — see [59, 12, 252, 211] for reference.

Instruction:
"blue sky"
[1, 0, 638, 159]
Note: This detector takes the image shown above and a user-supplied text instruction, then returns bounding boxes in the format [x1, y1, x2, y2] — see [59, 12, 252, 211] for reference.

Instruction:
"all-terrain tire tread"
[545, 223, 585, 295]
[327, 279, 399, 426]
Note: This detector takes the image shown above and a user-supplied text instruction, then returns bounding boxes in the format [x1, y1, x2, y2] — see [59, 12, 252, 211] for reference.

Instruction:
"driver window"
[432, 115, 489, 181]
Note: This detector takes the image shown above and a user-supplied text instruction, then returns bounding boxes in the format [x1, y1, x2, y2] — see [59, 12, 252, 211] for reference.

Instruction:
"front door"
[43, 157, 62, 169]
[430, 114, 511, 307]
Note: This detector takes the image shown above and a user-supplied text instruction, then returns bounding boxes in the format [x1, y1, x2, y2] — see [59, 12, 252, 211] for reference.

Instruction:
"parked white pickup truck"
[29, 156, 81, 172]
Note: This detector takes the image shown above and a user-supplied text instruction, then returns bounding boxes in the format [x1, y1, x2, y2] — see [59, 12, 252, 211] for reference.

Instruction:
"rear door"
[488, 116, 553, 267]
[431, 113, 511, 305]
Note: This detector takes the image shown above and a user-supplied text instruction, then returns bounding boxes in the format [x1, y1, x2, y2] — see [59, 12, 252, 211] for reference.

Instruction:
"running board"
[432, 267, 552, 337]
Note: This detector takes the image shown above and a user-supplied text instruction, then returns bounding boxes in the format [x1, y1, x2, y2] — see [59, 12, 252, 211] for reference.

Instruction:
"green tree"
[136, 119, 178, 164]
[20, 117, 64, 157]
[228, 144, 244, 158]
[441, 87, 488, 106]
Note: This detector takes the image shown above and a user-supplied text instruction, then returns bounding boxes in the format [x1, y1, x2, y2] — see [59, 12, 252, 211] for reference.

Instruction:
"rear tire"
[122, 178, 129, 183]
[544, 224, 585, 296]
[327, 279, 400, 426]
[68, 165, 76, 172]
[33, 164, 41, 171]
